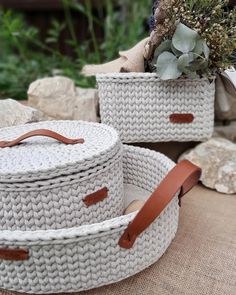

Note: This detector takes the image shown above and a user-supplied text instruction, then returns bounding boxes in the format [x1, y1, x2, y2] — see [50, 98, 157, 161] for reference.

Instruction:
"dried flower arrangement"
[146, 0, 236, 80]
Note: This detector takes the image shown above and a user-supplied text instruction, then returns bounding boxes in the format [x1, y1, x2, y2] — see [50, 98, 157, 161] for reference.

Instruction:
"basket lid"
[0, 121, 121, 183]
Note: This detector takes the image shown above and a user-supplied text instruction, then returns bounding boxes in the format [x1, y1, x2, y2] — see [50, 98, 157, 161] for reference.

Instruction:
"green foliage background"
[0, 0, 151, 100]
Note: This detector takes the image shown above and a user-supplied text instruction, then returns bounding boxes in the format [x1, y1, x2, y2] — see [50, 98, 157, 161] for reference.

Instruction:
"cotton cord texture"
[1, 186, 235, 295]
[0, 121, 124, 230]
[0, 145, 179, 294]
[97, 73, 215, 143]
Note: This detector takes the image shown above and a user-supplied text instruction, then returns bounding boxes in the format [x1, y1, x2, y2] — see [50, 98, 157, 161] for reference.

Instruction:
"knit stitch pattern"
[0, 145, 178, 294]
[0, 121, 124, 230]
[97, 73, 215, 143]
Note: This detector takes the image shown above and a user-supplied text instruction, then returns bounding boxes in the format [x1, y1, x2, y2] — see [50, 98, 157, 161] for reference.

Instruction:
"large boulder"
[0, 99, 46, 128]
[27, 76, 99, 122]
[179, 138, 236, 194]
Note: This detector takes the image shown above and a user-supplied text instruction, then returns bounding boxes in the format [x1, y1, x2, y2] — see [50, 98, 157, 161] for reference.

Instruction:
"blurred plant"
[0, 0, 151, 99]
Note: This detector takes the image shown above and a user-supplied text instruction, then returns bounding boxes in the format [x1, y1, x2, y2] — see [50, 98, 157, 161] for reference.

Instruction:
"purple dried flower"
[148, 0, 160, 32]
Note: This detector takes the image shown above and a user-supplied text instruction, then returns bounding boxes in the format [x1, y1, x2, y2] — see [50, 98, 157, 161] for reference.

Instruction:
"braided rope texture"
[97, 73, 216, 143]
[0, 121, 121, 182]
[0, 145, 179, 294]
[0, 121, 124, 230]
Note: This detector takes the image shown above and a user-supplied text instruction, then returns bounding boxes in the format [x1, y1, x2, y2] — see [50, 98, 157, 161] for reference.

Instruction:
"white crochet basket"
[0, 121, 124, 230]
[97, 73, 215, 143]
[0, 145, 201, 294]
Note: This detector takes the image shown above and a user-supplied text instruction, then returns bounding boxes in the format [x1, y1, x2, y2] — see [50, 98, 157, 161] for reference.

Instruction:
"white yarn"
[0, 120, 120, 182]
[0, 121, 124, 230]
[0, 145, 179, 294]
[97, 73, 215, 143]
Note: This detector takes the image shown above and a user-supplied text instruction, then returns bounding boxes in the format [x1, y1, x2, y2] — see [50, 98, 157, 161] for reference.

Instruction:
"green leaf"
[189, 58, 208, 71]
[185, 71, 198, 79]
[154, 40, 172, 58]
[171, 43, 182, 57]
[193, 38, 204, 55]
[177, 53, 195, 72]
[172, 23, 198, 53]
[156, 52, 182, 80]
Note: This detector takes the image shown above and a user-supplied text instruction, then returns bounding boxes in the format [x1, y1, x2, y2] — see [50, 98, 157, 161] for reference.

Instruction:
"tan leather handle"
[0, 129, 85, 148]
[0, 248, 29, 261]
[119, 160, 201, 249]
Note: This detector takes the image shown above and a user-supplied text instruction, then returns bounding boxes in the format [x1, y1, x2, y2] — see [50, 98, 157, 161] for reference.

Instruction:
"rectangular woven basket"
[97, 73, 216, 143]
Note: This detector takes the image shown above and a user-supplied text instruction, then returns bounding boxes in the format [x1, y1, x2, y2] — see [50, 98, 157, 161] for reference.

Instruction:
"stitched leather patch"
[0, 248, 29, 261]
[83, 187, 109, 206]
[169, 113, 194, 124]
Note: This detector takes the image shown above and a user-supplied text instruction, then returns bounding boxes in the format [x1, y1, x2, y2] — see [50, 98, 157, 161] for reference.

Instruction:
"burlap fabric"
[1, 185, 235, 295]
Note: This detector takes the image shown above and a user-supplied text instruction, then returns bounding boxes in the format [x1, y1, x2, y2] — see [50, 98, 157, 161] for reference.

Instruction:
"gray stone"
[215, 70, 236, 121]
[0, 99, 46, 128]
[214, 123, 236, 143]
[179, 138, 236, 194]
[27, 76, 99, 122]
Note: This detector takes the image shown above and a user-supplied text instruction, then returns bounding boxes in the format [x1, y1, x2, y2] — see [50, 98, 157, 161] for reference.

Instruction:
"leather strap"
[83, 187, 109, 206]
[0, 129, 85, 148]
[0, 248, 29, 261]
[119, 160, 201, 249]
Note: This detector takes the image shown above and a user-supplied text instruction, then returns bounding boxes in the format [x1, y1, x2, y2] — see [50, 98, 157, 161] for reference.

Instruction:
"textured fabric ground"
[1, 185, 235, 295]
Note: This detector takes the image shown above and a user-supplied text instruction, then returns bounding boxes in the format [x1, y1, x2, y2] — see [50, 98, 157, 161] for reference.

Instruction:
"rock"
[74, 88, 99, 121]
[0, 99, 46, 128]
[215, 70, 236, 121]
[214, 122, 236, 143]
[179, 138, 236, 194]
[28, 76, 99, 122]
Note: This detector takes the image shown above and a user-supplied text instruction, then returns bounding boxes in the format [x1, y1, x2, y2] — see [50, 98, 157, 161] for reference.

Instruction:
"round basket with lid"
[0, 120, 124, 231]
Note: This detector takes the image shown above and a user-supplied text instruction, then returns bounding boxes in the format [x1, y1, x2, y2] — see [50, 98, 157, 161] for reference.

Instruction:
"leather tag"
[0, 248, 29, 261]
[170, 113, 194, 124]
[83, 187, 108, 206]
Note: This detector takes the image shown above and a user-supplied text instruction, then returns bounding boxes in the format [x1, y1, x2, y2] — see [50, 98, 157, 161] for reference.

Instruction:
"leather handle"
[0, 248, 29, 261]
[0, 129, 85, 148]
[119, 160, 201, 249]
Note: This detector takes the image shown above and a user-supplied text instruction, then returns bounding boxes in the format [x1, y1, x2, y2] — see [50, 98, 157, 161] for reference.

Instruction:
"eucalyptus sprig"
[149, 0, 236, 77]
[155, 23, 209, 80]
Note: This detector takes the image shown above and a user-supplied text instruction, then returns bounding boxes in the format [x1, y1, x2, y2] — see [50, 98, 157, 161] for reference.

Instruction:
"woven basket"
[0, 145, 201, 294]
[97, 73, 215, 143]
[0, 121, 124, 230]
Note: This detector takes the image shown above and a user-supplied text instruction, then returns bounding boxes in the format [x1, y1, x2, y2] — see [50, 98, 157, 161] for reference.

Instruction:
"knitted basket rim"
[96, 72, 215, 83]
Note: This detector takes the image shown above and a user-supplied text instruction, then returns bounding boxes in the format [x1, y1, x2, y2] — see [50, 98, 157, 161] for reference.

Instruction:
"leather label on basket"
[83, 187, 109, 206]
[169, 113, 194, 124]
[0, 248, 29, 261]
